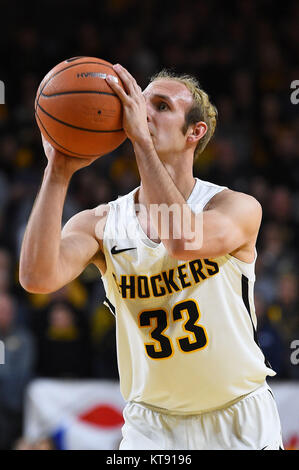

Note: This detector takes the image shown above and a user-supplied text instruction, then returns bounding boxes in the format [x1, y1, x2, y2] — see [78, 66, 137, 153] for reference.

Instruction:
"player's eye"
[157, 102, 169, 111]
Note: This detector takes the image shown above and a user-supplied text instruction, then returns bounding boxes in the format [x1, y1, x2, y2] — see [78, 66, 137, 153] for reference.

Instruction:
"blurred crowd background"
[0, 0, 298, 450]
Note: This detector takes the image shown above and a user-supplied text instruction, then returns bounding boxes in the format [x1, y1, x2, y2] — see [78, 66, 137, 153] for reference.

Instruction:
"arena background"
[0, 0, 298, 450]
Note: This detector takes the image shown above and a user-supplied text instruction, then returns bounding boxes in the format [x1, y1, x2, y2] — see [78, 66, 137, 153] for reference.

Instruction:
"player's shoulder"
[212, 188, 262, 214]
[62, 204, 109, 237]
[208, 188, 262, 236]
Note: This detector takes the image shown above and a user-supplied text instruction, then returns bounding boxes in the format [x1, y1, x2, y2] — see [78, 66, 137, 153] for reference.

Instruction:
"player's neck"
[138, 169, 196, 207]
[137, 148, 196, 205]
[164, 162, 196, 198]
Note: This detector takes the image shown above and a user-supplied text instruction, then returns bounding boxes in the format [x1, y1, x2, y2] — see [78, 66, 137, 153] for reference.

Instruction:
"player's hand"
[106, 64, 151, 144]
[41, 135, 100, 179]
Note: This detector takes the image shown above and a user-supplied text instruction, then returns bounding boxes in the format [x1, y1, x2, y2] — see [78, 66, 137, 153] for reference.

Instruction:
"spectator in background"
[90, 303, 118, 380]
[208, 137, 244, 189]
[0, 247, 12, 295]
[255, 222, 296, 304]
[255, 292, 284, 377]
[266, 273, 299, 377]
[32, 300, 92, 379]
[0, 292, 35, 449]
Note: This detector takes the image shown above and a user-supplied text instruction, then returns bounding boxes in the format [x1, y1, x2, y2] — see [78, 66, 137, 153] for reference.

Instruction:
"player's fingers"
[106, 75, 129, 104]
[41, 134, 52, 153]
[113, 64, 140, 96]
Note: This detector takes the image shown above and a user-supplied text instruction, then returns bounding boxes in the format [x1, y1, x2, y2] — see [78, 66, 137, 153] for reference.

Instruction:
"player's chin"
[152, 141, 169, 159]
[159, 149, 175, 162]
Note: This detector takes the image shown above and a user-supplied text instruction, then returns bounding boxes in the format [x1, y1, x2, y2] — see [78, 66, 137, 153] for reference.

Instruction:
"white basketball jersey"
[101, 178, 275, 414]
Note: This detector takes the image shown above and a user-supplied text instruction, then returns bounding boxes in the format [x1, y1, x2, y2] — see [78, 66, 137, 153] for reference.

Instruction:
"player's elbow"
[19, 273, 58, 294]
[19, 281, 55, 295]
[166, 232, 228, 261]
[163, 236, 180, 256]
[166, 239, 200, 261]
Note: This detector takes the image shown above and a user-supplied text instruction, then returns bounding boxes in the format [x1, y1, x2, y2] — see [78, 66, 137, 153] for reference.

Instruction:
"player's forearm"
[133, 138, 199, 255]
[19, 165, 71, 292]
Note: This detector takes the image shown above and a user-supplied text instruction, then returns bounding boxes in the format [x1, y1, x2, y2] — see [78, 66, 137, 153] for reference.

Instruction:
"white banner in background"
[24, 379, 126, 450]
[24, 379, 299, 450]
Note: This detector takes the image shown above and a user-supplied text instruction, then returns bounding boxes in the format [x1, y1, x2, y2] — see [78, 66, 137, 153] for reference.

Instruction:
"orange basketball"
[35, 57, 127, 157]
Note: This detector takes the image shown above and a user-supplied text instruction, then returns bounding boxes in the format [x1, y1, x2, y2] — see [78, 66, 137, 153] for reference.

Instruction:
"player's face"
[142, 80, 193, 159]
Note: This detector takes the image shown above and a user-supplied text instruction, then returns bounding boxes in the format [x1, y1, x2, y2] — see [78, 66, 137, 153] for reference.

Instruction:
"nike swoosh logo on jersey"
[111, 245, 137, 255]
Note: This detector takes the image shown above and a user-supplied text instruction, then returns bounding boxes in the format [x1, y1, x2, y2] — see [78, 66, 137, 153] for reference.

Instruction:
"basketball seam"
[35, 110, 108, 157]
[41, 90, 118, 98]
[36, 60, 116, 116]
[40, 61, 115, 95]
[36, 102, 124, 133]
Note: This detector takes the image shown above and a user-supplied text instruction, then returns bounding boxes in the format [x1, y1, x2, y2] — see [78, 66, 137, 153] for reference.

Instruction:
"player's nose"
[143, 92, 153, 122]
[146, 103, 152, 122]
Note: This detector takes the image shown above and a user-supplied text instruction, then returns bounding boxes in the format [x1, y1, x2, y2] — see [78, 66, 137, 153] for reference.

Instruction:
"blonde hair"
[150, 70, 218, 160]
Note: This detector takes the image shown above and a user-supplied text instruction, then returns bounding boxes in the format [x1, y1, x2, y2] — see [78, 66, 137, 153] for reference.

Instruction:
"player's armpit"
[169, 192, 262, 261]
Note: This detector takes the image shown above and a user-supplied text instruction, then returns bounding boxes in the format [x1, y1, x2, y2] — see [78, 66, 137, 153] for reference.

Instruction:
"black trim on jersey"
[241, 275, 273, 369]
[267, 388, 275, 400]
[103, 296, 116, 317]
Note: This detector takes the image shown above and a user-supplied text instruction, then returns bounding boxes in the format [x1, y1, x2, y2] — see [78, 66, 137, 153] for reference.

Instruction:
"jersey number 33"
[138, 299, 208, 360]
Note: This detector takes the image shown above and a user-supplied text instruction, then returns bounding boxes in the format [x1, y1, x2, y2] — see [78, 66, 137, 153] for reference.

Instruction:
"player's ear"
[187, 122, 207, 143]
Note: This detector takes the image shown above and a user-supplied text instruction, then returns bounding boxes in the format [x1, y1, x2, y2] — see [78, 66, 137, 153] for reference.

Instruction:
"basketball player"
[19, 64, 283, 450]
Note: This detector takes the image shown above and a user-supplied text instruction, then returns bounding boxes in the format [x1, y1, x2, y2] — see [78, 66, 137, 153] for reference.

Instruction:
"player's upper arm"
[54, 204, 109, 291]
[210, 192, 262, 255]
[172, 191, 262, 261]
